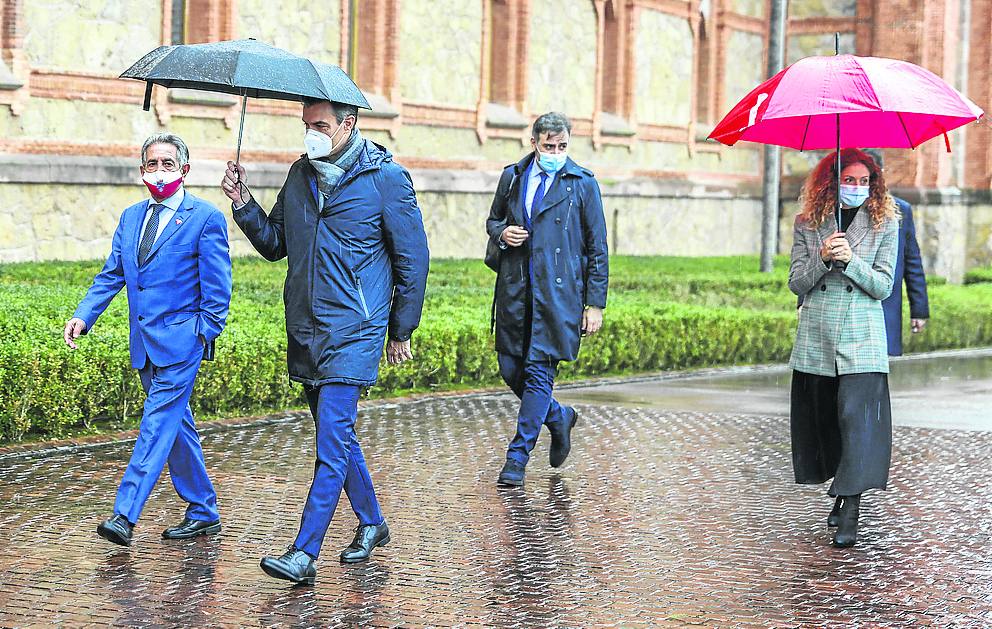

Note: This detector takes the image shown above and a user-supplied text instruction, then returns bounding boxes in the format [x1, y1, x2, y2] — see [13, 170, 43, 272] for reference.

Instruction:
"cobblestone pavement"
[2, 355, 992, 627]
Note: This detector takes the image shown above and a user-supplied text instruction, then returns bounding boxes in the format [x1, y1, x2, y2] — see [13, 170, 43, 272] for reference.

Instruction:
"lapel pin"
[175, 218, 183, 225]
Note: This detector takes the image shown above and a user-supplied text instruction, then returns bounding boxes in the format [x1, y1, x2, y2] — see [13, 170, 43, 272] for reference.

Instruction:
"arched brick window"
[601, 0, 631, 118]
[694, 3, 716, 128]
[488, 0, 527, 111]
[345, 0, 399, 100]
[0, 0, 24, 91]
[170, 0, 235, 45]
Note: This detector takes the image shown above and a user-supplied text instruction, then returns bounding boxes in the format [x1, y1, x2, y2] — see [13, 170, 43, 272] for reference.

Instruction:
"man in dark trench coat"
[222, 97, 429, 585]
[486, 111, 609, 487]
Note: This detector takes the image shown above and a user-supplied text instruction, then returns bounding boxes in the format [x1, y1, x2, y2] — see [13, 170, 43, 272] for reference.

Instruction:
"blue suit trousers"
[294, 384, 384, 559]
[499, 353, 571, 466]
[113, 344, 218, 525]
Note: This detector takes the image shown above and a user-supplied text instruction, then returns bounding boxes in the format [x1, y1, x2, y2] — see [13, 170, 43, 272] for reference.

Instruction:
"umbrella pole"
[834, 32, 842, 233]
[836, 114, 841, 232]
[235, 92, 247, 168]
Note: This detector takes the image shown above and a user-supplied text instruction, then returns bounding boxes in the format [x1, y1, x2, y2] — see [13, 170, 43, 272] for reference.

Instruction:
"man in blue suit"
[64, 133, 232, 547]
[863, 149, 930, 355]
[222, 98, 429, 585]
[883, 196, 930, 354]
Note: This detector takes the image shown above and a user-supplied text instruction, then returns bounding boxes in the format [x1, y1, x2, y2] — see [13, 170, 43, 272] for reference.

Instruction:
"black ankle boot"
[827, 496, 843, 528]
[832, 494, 860, 547]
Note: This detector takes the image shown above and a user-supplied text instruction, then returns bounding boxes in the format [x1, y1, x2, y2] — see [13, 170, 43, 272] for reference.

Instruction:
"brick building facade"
[0, 0, 990, 280]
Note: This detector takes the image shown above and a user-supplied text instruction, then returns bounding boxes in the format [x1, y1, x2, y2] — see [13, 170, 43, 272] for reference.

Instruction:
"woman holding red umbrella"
[788, 148, 899, 548]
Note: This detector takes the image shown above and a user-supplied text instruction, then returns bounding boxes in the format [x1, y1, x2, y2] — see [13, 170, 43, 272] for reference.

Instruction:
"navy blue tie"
[527, 172, 549, 230]
[137, 204, 163, 266]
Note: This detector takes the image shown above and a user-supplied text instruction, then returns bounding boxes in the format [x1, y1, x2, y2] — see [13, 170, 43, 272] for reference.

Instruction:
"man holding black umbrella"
[222, 98, 429, 585]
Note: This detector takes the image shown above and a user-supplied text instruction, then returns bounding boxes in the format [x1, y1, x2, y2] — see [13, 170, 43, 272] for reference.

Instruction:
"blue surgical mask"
[839, 184, 869, 208]
[537, 150, 567, 174]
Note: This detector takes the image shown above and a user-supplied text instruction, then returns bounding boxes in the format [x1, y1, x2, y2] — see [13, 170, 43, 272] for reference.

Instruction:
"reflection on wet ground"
[559, 348, 992, 431]
[0, 349, 991, 626]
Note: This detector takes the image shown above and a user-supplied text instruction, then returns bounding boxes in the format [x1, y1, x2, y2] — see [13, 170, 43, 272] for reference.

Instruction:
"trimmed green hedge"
[964, 265, 992, 285]
[2, 255, 991, 442]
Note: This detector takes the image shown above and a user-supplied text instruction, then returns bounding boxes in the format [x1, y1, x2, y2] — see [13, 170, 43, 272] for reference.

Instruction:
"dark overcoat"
[485, 153, 609, 362]
[881, 197, 929, 356]
[234, 140, 429, 387]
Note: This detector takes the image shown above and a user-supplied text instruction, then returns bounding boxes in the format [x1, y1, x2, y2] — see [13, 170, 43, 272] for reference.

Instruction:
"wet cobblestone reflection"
[1, 391, 991, 626]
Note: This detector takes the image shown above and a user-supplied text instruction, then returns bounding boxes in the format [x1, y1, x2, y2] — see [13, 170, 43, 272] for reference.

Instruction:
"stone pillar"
[914, 191, 969, 283]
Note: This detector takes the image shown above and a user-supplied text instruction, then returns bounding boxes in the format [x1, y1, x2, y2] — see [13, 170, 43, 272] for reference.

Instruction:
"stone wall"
[0, 155, 762, 262]
[2, 0, 990, 278]
[237, 0, 341, 64]
[527, 0, 597, 118]
[398, 0, 481, 108]
[23, 0, 159, 73]
[634, 9, 693, 126]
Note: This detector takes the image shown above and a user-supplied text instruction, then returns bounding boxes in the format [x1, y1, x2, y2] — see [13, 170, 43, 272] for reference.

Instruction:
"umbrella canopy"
[708, 54, 983, 150]
[120, 38, 370, 109]
[120, 39, 370, 167]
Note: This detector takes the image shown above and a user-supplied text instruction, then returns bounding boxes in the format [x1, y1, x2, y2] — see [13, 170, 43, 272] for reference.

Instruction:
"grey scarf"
[310, 129, 365, 198]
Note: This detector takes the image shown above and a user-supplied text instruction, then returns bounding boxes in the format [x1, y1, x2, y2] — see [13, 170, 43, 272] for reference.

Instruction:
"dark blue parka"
[882, 197, 929, 356]
[486, 153, 609, 362]
[234, 140, 429, 387]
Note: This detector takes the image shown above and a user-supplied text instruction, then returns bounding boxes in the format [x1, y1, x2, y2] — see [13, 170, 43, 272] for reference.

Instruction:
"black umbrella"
[120, 39, 371, 164]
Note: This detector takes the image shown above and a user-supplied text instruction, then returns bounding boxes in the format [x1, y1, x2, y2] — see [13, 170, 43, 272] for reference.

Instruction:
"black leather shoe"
[97, 515, 133, 547]
[260, 547, 316, 586]
[340, 522, 391, 564]
[497, 459, 525, 487]
[827, 496, 843, 528]
[549, 407, 579, 468]
[832, 494, 861, 547]
[162, 517, 221, 540]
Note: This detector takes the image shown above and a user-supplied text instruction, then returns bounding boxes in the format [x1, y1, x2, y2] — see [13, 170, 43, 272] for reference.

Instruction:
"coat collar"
[304, 139, 391, 212]
[813, 205, 872, 248]
[510, 153, 585, 219]
[844, 206, 871, 248]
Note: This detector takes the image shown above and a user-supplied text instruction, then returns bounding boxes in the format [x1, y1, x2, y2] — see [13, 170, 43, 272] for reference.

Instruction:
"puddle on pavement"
[558, 351, 992, 432]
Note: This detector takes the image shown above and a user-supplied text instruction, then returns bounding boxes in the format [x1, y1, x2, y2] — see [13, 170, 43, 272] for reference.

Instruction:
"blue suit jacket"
[74, 191, 233, 368]
[881, 197, 929, 356]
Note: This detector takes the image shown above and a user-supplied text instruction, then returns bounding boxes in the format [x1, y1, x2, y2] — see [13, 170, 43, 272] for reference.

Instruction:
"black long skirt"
[790, 370, 892, 496]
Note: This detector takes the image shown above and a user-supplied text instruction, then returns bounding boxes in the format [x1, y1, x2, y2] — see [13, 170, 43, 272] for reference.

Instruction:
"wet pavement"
[0, 349, 990, 627]
[559, 348, 992, 431]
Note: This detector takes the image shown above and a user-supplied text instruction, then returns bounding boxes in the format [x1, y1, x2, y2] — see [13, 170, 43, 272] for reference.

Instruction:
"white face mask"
[303, 121, 347, 160]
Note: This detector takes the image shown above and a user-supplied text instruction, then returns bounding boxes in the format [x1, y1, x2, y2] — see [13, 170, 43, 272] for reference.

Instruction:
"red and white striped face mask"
[142, 170, 184, 201]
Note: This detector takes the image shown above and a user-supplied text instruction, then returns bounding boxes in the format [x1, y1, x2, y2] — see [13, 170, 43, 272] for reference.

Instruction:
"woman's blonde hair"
[798, 148, 898, 230]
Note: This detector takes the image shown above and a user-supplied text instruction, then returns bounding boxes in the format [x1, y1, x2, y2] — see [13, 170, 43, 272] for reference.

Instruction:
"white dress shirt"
[140, 187, 184, 244]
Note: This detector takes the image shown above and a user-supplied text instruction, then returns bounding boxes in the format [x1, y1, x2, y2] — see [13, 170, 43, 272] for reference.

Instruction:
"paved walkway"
[0, 350, 991, 627]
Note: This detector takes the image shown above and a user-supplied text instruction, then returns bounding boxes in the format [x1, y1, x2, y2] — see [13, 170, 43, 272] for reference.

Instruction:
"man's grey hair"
[141, 133, 189, 167]
[532, 112, 572, 141]
[301, 97, 360, 124]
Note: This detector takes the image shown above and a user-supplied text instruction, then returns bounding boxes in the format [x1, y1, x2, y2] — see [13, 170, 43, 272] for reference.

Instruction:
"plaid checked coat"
[789, 208, 899, 376]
